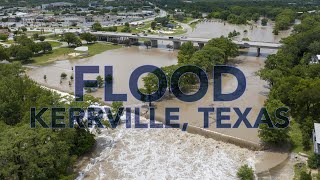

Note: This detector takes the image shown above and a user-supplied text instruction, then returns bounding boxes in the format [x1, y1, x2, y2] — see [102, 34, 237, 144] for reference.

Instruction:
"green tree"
[0, 46, 9, 61]
[61, 72, 67, 79]
[261, 18, 268, 26]
[177, 41, 198, 64]
[96, 75, 104, 88]
[16, 46, 33, 62]
[258, 98, 290, 144]
[92, 22, 102, 31]
[80, 32, 97, 44]
[151, 21, 157, 30]
[0, 33, 8, 41]
[38, 42, 52, 53]
[62, 33, 82, 47]
[111, 101, 124, 116]
[32, 33, 39, 40]
[39, 36, 46, 42]
[237, 164, 254, 180]
[300, 171, 312, 180]
[308, 41, 320, 55]
[206, 37, 239, 61]
[141, 73, 158, 106]
[144, 40, 151, 49]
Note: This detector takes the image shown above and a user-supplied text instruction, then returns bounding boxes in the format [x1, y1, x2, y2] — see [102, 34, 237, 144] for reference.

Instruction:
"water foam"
[76, 116, 260, 179]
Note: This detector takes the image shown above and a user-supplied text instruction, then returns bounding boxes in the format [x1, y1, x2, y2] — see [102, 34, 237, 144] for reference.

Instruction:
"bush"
[237, 164, 254, 180]
[300, 171, 312, 180]
[308, 154, 320, 169]
[60, 72, 67, 79]
[39, 36, 46, 42]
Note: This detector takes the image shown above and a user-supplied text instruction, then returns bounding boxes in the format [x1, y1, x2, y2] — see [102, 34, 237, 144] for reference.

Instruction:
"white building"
[313, 123, 320, 154]
[310, 55, 320, 64]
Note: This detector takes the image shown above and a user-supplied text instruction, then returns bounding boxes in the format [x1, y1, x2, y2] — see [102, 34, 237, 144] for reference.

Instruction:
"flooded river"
[27, 20, 296, 179]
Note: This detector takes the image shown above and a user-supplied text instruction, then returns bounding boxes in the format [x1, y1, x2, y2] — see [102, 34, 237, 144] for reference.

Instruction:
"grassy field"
[48, 41, 62, 48]
[32, 48, 73, 64]
[190, 21, 199, 30]
[289, 120, 313, 156]
[32, 43, 121, 65]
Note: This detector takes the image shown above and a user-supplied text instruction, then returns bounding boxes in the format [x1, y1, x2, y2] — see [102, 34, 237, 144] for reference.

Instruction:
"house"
[310, 55, 320, 64]
[313, 123, 320, 154]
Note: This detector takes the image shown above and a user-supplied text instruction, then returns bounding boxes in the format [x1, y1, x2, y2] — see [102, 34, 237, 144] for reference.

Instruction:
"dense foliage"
[258, 14, 320, 145]
[0, 35, 53, 63]
[140, 37, 238, 105]
[0, 63, 96, 178]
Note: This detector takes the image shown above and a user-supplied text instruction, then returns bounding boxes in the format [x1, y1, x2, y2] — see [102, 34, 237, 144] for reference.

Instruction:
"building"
[310, 55, 320, 64]
[313, 123, 320, 154]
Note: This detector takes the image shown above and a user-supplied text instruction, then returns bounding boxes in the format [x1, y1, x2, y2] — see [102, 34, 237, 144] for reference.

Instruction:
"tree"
[60, 72, 67, 79]
[111, 101, 124, 116]
[155, 8, 160, 14]
[62, 33, 81, 47]
[141, 73, 158, 107]
[178, 41, 198, 64]
[300, 171, 312, 180]
[32, 33, 39, 40]
[261, 18, 268, 26]
[38, 42, 52, 53]
[144, 40, 151, 49]
[237, 164, 254, 180]
[20, 26, 27, 32]
[0, 63, 96, 178]
[80, 33, 96, 44]
[39, 36, 46, 42]
[308, 41, 320, 55]
[307, 154, 320, 169]
[92, 22, 102, 31]
[16, 46, 33, 62]
[0, 46, 9, 61]
[0, 33, 8, 41]
[258, 98, 290, 144]
[206, 37, 239, 61]
[151, 21, 157, 30]
[96, 75, 104, 88]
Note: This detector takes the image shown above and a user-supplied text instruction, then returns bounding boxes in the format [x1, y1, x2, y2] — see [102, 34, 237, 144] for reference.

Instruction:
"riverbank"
[31, 42, 121, 65]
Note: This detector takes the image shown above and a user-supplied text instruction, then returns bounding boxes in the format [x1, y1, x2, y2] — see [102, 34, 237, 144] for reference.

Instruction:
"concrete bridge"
[91, 31, 282, 56]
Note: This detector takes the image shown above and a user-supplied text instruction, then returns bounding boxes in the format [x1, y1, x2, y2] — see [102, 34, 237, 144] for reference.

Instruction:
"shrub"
[60, 72, 67, 79]
[300, 171, 312, 180]
[308, 154, 320, 169]
[237, 164, 254, 180]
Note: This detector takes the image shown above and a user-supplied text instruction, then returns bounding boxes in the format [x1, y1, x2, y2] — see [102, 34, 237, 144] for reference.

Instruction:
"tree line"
[0, 63, 98, 179]
[140, 37, 239, 106]
[0, 35, 53, 62]
[258, 14, 320, 149]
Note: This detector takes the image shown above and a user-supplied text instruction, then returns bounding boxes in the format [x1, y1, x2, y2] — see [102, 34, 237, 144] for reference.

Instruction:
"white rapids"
[76, 115, 260, 180]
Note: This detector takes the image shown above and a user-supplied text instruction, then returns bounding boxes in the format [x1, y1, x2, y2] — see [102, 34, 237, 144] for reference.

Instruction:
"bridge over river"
[91, 31, 282, 56]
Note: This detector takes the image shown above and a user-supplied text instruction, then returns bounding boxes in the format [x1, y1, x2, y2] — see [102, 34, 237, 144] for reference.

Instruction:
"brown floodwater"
[26, 21, 296, 179]
[188, 19, 299, 42]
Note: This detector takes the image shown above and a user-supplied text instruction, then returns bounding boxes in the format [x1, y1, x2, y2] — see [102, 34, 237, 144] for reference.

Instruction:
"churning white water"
[76, 115, 260, 180]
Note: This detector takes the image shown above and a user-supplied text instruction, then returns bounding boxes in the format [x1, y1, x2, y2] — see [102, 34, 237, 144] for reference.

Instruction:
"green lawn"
[86, 43, 121, 57]
[32, 48, 73, 64]
[48, 41, 62, 47]
[32, 43, 121, 65]
[190, 21, 199, 30]
[289, 120, 313, 156]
